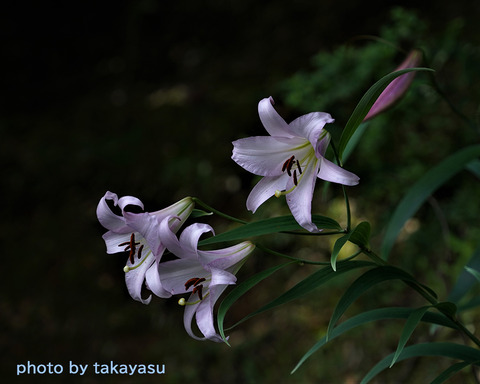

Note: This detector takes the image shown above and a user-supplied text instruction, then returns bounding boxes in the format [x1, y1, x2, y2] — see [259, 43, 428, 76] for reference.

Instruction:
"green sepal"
[190, 208, 213, 218]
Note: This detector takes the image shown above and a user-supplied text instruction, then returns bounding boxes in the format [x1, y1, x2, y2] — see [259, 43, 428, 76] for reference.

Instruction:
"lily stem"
[192, 197, 247, 225]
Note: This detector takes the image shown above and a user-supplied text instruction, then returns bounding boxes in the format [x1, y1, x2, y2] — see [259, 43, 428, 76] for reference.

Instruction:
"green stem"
[342, 185, 352, 232]
[257, 243, 362, 266]
[192, 197, 247, 224]
[421, 51, 478, 134]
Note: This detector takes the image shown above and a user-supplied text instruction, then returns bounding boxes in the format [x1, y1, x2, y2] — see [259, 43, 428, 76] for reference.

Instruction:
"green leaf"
[381, 145, 480, 259]
[448, 244, 480, 305]
[434, 301, 457, 318]
[341, 121, 369, 163]
[465, 266, 480, 283]
[349, 221, 371, 248]
[361, 343, 480, 384]
[199, 214, 342, 246]
[331, 235, 350, 271]
[217, 262, 294, 344]
[466, 158, 480, 179]
[430, 361, 476, 384]
[338, 67, 434, 161]
[327, 266, 428, 340]
[228, 260, 376, 331]
[390, 306, 431, 367]
[291, 307, 458, 374]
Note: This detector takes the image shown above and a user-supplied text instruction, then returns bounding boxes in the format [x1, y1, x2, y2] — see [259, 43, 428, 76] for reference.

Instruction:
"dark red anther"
[282, 155, 295, 175]
[296, 159, 302, 174]
[137, 244, 144, 259]
[293, 170, 298, 186]
[185, 278, 198, 290]
[118, 233, 139, 252]
[192, 285, 204, 300]
[185, 277, 206, 290]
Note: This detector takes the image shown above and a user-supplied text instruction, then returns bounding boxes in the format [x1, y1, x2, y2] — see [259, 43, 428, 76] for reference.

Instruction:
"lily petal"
[258, 97, 295, 138]
[246, 173, 290, 213]
[178, 223, 215, 256]
[232, 136, 306, 176]
[124, 250, 154, 304]
[289, 112, 334, 149]
[286, 160, 319, 232]
[145, 263, 172, 298]
[317, 158, 360, 186]
[96, 192, 131, 233]
[194, 291, 225, 342]
[158, 258, 206, 295]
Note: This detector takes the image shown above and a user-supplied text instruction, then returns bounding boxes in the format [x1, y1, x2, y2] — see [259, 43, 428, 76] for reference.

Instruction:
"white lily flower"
[232, 97, 359, 232]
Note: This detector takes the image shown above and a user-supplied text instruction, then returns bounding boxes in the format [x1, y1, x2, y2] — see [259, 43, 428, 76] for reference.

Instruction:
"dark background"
[2, 1, 480, 383]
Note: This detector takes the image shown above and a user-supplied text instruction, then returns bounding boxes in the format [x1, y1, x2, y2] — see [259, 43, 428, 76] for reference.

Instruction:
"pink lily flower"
[157, 216, 255, 342]
[96, 191, 194, 304]
[364, 50, 422, 121]
[232, 97, 359, 232]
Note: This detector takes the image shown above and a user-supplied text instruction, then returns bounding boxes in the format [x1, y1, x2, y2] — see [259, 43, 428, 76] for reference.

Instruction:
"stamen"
[137, 244, 144, 259]
[296, 160, 302, 174]
[293, 170, 298, 186]
[282, 155, 295, 172]
[185, 278, 197, 290]
[185, 277, 206, 290]
[118, 233, 140, 254]
[286, 158, 295, 176]
[192, 285, 204, 300]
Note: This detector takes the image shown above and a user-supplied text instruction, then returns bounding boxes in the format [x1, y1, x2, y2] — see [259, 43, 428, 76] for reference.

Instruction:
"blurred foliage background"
[2, 1, 480, 383]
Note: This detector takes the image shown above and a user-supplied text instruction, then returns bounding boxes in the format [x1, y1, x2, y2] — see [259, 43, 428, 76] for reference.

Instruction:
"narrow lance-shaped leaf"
[331, 235, 350, 271]
[228, 260, 376, 331]
[390, 306, 431, 368]
[348, 221, 371, 248]
[327, 266, 433, 340]
[200, 214, 342, 246]
[430, 361, 476, 384]
[448, 243, 480, 307]
[465, 266, 480, 283]
[217, 261, 295, 344]
[381, 145, 480, 259]
[338, 66, 434, 161]
[361, 343, 480, 384]
[291, 307, 459, 374]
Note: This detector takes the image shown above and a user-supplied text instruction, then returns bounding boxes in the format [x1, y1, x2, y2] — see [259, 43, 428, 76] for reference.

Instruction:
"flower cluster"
[98, 97, 360, 342]
[97, 191, 254, 342]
